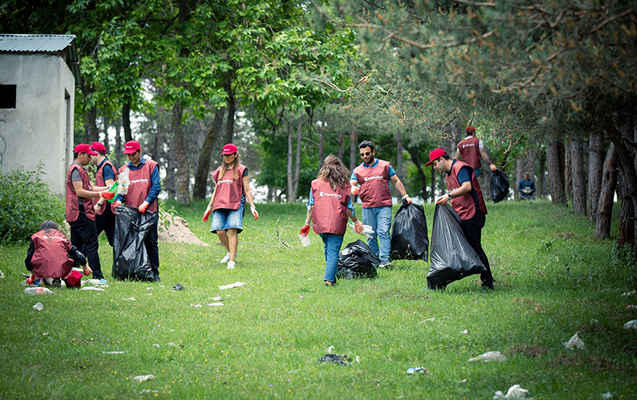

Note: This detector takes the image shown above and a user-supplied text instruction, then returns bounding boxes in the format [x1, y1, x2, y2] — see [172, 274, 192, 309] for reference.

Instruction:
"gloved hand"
[203, 208, 211, 222]
[101, 191, 115, 200]
[353, 220, 364, 234]
[401, 194, 412, 204]
[300, 224, 310, 236]
[351, 185, 360, 195]
[138, 201, 149, 214]
[250, 205, 259, 221]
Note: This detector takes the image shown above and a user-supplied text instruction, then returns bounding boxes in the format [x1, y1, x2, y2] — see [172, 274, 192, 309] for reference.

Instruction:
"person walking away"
[114, 140, 162, 281]
[426, 148, 495, 289]
[203, 144, 259, 270]
[66, 144, 114, 282]
[25, 220, 92, 288]
[90, 142, 118, 246]
[518, 173, 536, 200]
[454, 125, 497, 178]
[300, 155, 363, 286]
[350, 141, 411, 269]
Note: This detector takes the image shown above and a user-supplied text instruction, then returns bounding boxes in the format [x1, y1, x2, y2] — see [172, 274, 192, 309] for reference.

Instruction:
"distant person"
[350, 141, 411, 269]
[518, 173, 536, 200]
[454, 125, 497, 178]
[90, 141, 118, 245]
[66, 144, 113, 282]
[300, 155, 363, 286]
[25, 220, 92, 288]
[203, 143, 259, 270]
[114, 140, 162, 281]
[426, 148, 495, 289]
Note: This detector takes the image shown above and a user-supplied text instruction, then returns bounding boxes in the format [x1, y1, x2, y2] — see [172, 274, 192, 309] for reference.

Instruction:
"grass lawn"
[1, 200, 636, 399]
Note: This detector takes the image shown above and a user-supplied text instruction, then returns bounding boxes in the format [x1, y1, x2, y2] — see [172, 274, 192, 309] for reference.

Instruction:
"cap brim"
[424, 159, 435, 166]
[87, 150, 98, 155]
[220, 151, 236, 155]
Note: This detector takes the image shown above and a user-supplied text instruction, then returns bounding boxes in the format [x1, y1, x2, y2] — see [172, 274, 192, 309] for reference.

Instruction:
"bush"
[0, 163, 66, 243]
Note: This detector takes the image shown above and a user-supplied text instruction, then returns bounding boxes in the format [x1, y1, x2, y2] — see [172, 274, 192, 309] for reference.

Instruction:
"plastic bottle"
[24, 287, 53, 295]
[118, 168, 130, 195]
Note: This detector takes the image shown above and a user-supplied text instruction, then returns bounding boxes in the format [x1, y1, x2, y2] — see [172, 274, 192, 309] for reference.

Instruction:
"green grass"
[1, 200, 636, 399]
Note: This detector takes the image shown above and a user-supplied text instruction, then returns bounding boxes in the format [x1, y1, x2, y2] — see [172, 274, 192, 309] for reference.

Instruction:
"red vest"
[353, 159, 392, 208]
[95, 159, 118, 215]
[212, 164, 246, 211]
[311, 179, 350, 235]
[445, 160, 488, 220]
[66, 163, 95, 222]
[457, 136, 481, 169]
[120, 159, 158, 213]
[30, 229, 75, 280]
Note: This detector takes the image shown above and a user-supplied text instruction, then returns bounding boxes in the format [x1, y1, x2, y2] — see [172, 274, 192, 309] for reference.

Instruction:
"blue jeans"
[362, 206, 392, 264]
[319, 233, 344, 283]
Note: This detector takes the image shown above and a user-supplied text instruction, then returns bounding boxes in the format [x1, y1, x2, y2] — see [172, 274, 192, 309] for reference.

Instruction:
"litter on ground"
[563, 332, 585, 350]
[80, 287, 105, 291]
[102, 351, 125, 354]
[406, 367, 428, 374]
[219, 281, 246, 290]
[318, 354, 350, 365]
[33, 302, 43, 311]
[122, 297, 135, 301]
[468, 351, 507, 362]
[624, 320, 637, 330]
[133, 374, 155, 383]
[493, 384, 529, 399]
[208, 302, 224, 307]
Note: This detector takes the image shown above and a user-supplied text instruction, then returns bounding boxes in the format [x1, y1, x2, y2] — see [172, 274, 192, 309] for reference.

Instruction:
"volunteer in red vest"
[203, 143, 259, 270]
[300, 155, 363, 286]
[25, 220, 92, 288]
[114, 140, 162, 281]
[425, 148, 495, 289]
[90, 141, 118, 246]
[350, 141, 411, 269]
[454, 125, 497, 178]
[66, 143, 114, 282]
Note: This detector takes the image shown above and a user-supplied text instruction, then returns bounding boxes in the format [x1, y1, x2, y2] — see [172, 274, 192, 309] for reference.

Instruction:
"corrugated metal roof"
[0, 34, 81, 87]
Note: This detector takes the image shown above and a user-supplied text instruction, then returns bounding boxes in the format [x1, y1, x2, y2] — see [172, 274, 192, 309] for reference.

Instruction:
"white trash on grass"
[493, 384, 529, 399]
[219, 281, 246, 290]
[563, 332, 585, 350]
[208, 302, 224, 307]
[133, 374, 155, 383]
[122, 297, 136, 301]
[624, 320, 637, 330]
[622, 290, 636, 296]
[102, 351, 125, 354]
[601, 392, 613, 399]
[468, 351, 507, 363]
[24, 287, 53, 295]
[0, 270, 5, 278]
[418, 318, 435, 324]
[33, 302, 43, 311]
[80, 287, 105, 291]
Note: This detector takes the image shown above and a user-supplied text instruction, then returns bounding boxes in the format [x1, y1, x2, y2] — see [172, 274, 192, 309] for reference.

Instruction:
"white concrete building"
[0, 34, 80, 195]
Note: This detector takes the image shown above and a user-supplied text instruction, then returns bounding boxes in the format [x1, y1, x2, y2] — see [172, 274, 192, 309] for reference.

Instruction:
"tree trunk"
[537, 149, 546, 198]
[292, 118, 303, 201]
[337, 130, 345, 160]
[165, 138, 176, 201]
[122, 102, 133, 142]
[82, 85, 99, 143]
[547, 141, 566, 204]
[224, 81, 235, 145]
[114, 120, 122, 166]
[349, 130, 357, 172]
[395, 130, 403, 182]
[564, 140, 572, 202]
[587, 129, 604, 223]
[571, 138, 587, 215]
[406, 146, 427, 200]
[318, 124, 325, 168]
[286, 121, 294, 202]
[193, 107, 226, 199]
[171, 101, 190, 205]
[595, 143, 617, 239]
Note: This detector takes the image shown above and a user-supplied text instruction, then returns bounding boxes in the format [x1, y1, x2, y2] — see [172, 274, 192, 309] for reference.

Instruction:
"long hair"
[317, 154, 350, 191]
[40, 220, 58, 236]
[219, 154, 240, 181]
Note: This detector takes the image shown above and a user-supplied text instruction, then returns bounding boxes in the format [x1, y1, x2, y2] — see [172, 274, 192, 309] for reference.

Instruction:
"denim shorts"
[210, 203, 244, 234]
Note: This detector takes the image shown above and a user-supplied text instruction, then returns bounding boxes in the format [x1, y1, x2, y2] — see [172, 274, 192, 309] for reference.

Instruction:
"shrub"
[0, 163, 66, 243]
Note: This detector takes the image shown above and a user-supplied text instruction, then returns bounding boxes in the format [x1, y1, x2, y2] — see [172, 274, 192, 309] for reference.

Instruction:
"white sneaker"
[227, 260, 236, 270]
[220, 253, 230, 263]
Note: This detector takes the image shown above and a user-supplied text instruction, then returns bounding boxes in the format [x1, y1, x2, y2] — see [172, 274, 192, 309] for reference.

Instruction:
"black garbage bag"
[112, 206, 158, 281]
[336, 239, 379, 279]
[491, 169, 509, 203]
[390, 201, 429, 261]
[426, 204, 486, 289]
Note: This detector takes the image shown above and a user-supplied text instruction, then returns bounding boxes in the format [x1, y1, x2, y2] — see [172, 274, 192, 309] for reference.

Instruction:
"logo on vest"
[319, 192, 342, 198]
[42, 235, 65, 240]
[364, 176, 384, 182]
[218, 179, 234, 184]
[462, 143, 476, 149]
[130, 179, 149, 184]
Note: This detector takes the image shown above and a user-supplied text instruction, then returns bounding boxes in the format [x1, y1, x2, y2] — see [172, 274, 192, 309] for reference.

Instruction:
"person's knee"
[217, 230, 227, 238]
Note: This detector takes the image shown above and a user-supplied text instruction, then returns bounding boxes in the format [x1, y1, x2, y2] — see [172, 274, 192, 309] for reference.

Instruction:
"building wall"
[0, 53, 75, 195]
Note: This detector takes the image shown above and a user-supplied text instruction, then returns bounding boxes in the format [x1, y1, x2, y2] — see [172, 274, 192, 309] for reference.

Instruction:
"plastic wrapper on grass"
[427, 204, 486, 289]
[491, 169, 509, 203]
[336, 239, 379, 279]
[390, 201, 429, 262]
[112, 206, 157, 281]
[318, 354, 350, 365]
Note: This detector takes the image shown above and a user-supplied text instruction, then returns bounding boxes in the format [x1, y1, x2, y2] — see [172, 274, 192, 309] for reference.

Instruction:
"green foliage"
[0, 164, 66, 243]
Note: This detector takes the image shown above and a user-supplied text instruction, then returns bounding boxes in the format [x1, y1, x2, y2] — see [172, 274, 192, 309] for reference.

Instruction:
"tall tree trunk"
[318, 125, 325, 168]
[193, 107, 226, 199]
[595, 143, 617, 239]
[286, 121, 294, 202]
[537, 148, 546, 198]
[122, 102, 133, 142]
[172, 101, 190, 205]
[547, 141, 566, 204]
[337, 130, 345, 160]
[224, 79, 235, 145]
[406, 146, 427, 199]
[588, 129, 604, 223]
[564, 140, 572, 202]
[395, 130, 403, 182]
[82, 85, 99, 143]
[430, 166, 436, 203]
[165, 138, 176, 201]
[571, 138, 587, 215]
[349, 130, 357, 172]
[114, 120, 122, 166]
[291, 118, 303, 201]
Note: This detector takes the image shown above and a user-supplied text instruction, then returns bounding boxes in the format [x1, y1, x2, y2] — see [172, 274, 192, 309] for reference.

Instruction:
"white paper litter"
[0, 270, 5, 278]
[33, 302, 43, 311]
[462, 329, 469, 334]
[209, 296, 222, 301]
[493, 384, 529, 399]
[468, 351, 507, 363]
[133, 374, 155, 383]
[563, 332, 585, 350]
[122, 297, 136, 301]
[219, 281, 246, 290]
[624, 320, 637, 330]
[208, 302, 224, 307]
[80, 287, 105, 291]
[418, 318, 435, 324]
[102, 351, 125, 354]
[601, 392, 613, 399]
[622, 290, 636, 296]
[190, 304, 202, 308]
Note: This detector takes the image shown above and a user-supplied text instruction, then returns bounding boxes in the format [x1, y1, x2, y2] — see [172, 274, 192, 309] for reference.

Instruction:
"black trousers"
[461, 210, 494, 286]
[95, 205, 116, 246]
[146, 217, 160, 278]
[69, 213, 103, 279]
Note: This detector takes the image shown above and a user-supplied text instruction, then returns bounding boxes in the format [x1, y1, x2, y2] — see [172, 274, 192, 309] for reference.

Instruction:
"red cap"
[74, 144, 97, 155]
[220, 143, 238, 155]
[90, 142, 106, 154]
[425, 148, 447, 166]
[123, 140, 141, 155]
[466, 125, 476, 134]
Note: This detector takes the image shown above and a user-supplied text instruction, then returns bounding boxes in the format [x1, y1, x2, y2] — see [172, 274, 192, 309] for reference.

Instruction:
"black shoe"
[481, 284, 494, 290]
[153, 275, 161, 282]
